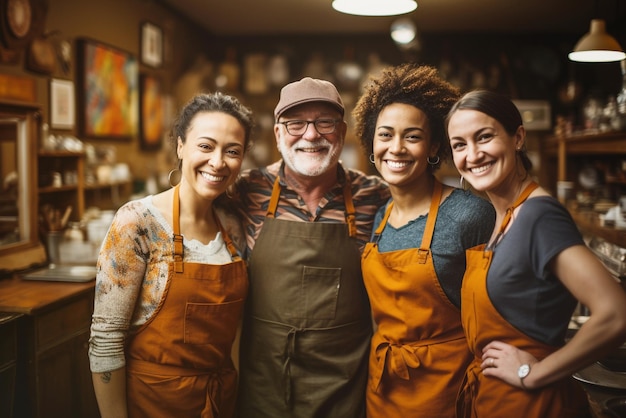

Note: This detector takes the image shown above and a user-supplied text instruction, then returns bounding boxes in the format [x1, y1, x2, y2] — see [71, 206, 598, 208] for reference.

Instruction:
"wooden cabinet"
[544, 131, 626, 248]
[38, 151, 131, 222]
[0, 277, 100, 418]
[0, 313, 21, 418]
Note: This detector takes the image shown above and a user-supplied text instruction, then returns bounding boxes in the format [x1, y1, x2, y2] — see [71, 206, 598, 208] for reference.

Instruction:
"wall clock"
[0, 0, 37, 49]
[7, 0, 32, 38]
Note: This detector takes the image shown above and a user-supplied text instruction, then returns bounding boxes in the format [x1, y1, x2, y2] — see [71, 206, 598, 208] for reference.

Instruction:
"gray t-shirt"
[488, 196, 584, 346]
[374, 188, 495, 308]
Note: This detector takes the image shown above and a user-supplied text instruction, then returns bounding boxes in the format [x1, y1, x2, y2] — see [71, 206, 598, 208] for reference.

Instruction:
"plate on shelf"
[573, 362, 626, 390]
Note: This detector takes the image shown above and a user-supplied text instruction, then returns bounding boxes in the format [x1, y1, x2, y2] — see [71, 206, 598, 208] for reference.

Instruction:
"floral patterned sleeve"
[88, 199, 170, 373]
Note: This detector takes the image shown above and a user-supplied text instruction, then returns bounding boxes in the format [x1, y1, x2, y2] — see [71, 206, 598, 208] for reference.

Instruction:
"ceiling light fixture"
[568, 19, 626, 62]
[390, 18, 417, 44]
[332, 0, 417, 17]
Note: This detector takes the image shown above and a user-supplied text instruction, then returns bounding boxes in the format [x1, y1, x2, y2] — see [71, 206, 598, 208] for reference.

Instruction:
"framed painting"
[49, 78, 75, 130]
[76, 38, 138, 140]
[140, 22, 163, 68]
[139, 74, 164, 151]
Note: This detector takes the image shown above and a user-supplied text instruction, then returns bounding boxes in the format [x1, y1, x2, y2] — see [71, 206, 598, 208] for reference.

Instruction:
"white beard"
[278, 137, 343, 177]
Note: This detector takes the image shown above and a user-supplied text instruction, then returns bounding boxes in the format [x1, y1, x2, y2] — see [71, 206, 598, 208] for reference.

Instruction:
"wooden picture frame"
[49, 78, 75, 130]
[139, 74, 164, 151]
[140, 22, 163, 68]
[76, 39, 138, 140]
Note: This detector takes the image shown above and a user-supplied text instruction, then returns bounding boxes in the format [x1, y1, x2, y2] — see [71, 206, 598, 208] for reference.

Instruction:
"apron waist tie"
[372, 331, 466, 392]
[128, 359, 236, 418]
[456, 359, 481, 418]
[258, 317, 370, 407]
[282, 327, 299, 407]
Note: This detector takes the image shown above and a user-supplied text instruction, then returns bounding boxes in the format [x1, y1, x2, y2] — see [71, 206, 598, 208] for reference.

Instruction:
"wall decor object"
[76, 38, 138, 140]
[0, 0, 47, 50]
[0, 72, 36, 102]
[49, 78, 74, 130]
[139, 74, 164, 150]
[140, 21, 163, 68]
[25, 35, 55, 74]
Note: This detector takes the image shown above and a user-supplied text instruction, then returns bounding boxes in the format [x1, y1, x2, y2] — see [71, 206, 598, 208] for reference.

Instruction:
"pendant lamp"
[332, 0, 417, 16]
[568, 19, 626, 62]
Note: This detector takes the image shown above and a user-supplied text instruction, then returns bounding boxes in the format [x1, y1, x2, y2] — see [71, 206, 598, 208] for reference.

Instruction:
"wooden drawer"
[0, 314, 19, 366]
[36, 296, 93, 350]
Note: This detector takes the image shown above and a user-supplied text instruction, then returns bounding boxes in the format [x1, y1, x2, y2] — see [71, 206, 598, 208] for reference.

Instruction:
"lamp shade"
[568, 19, 626, 62]
[332, 0, 417, 16]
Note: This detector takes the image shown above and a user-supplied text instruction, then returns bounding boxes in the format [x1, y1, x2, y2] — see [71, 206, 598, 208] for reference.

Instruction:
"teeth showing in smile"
[386, 160, 411, 168]
[299, 147, 324, 153]
[470, 164, 491, 174]
[201, 172, 225, 182]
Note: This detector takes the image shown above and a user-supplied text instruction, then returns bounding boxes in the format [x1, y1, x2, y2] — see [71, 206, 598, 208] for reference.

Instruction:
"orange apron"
[457, 182, 590, 418]
[125, 185, 248, 418]
[361, 180, 471, 418]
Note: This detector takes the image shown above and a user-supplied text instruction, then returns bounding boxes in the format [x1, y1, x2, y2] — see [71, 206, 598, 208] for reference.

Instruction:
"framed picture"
[76, 38, 138, 140]
[140, 74, 164, 151]
[140, 22, 163, 68]
[49, 79, 75, 130]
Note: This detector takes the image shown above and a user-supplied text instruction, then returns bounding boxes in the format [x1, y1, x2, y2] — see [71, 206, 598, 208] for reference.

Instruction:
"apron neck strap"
[173, 185, 184, 272]
[487, 181, 538, 251]
[372, 179, 442, 263]
[266, 168, 357, 238]
[172, 184, 241, 268]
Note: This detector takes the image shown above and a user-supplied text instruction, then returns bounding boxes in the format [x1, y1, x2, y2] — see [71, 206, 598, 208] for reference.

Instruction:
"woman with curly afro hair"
[353, 63, 495, 417]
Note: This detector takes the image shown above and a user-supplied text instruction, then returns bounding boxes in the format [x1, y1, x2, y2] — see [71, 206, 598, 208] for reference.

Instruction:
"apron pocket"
[184, 298, 244, 345]
[298, 266, 341, 320]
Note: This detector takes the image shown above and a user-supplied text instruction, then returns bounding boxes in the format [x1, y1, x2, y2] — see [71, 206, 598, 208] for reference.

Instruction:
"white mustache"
[292, 139, 332, 149]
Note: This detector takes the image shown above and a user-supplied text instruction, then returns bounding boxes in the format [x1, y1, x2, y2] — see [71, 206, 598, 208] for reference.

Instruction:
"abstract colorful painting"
[140, 74, 164, 150]
[77, 39, 138, 139]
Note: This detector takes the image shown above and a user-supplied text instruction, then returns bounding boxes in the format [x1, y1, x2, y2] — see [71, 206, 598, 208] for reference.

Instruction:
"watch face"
[518, 364, 530, 379]
[7, 0, 32, 39]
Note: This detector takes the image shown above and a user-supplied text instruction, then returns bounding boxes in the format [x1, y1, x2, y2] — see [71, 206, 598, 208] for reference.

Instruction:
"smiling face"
[275, 102, 346, 178]
[447, 109, 524, 196]
[177, 111, 246, 201]
[373, 103, 438, 191]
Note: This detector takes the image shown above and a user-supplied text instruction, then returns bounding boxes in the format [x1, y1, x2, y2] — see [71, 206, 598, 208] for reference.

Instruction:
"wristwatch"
[518, 363, 531, 390]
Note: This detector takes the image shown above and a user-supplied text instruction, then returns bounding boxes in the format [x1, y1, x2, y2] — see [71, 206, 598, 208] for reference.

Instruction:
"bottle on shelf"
[616, 59, 626, 130]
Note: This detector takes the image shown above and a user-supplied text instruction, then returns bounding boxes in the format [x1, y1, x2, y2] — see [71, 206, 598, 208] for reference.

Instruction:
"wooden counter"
[0, 275, 95, 314]
[0, 275, 99, 418]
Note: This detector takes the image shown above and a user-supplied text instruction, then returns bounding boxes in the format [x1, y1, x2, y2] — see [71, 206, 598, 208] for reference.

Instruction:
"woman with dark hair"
[446, 89, 626, 418]
[89, 92, 254, 418]
[352, 64, 495, 417]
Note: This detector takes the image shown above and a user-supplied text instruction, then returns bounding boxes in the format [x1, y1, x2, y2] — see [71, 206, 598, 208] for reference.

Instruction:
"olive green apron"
[237, 173, 370, 418]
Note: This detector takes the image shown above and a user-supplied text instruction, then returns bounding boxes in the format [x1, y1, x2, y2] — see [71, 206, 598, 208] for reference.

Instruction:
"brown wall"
[0, 0, 215, 187]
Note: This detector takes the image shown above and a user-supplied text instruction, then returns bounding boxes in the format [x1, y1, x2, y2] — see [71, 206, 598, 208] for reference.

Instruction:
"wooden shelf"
[548, 131, 626, 250]
[84, 181, 131, 190]
[38, 150, 86, 158]
[569, 208, 626, 248]
[37, 152, 131, 221]
[545, 131, 626, 155]
[38, 185, 79, 193]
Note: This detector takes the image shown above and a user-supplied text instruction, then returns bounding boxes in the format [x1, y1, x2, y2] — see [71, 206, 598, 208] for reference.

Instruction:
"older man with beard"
[234, 77, 389, 418]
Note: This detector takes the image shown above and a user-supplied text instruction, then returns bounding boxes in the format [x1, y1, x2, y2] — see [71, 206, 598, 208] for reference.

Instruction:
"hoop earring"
[427, 155, 440, 166]
[168, 159, 182, 187]
[369, 154, 375, 164]
[459, 176, 470, 191]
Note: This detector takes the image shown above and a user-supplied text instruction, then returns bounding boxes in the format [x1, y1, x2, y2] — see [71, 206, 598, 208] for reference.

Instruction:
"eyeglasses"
[278, 119, 341, 136]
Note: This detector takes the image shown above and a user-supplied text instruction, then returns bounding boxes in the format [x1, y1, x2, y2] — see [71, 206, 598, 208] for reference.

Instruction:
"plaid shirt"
[235, 160, 389, 255]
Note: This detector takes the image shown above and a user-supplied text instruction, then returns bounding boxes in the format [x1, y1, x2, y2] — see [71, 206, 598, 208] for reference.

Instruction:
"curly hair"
[352, 63, 460, 170]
